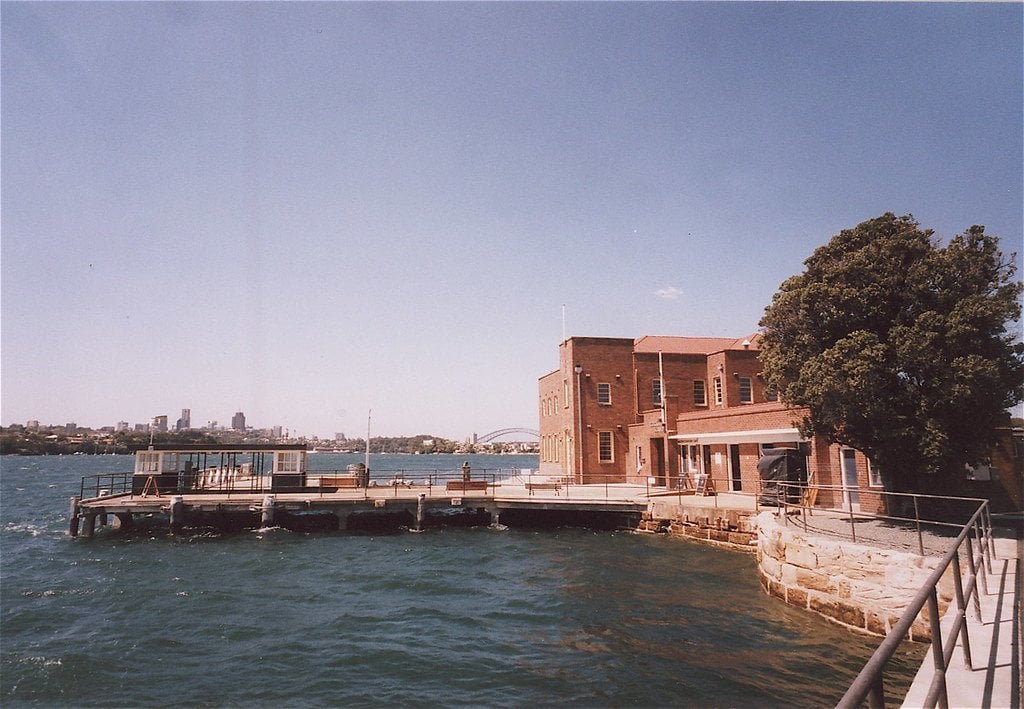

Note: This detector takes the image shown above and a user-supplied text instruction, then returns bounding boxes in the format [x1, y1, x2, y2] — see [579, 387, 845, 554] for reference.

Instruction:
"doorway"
[841, 449, 861, 511]
[651, 438, 666, 487]
[729, 444, 742, 491]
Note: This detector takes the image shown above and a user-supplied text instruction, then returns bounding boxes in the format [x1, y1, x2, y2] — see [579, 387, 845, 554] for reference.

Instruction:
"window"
[713, 377, 723, 406]
[868, 459, 883, 488]
[738, 377, 752, 404]
[563, 380, 569, 407]
[276, 452, 301, 472]
[679, 445, 699, 473]
[598, 431, 614, 463]
[597, 382, 612, 405]
[693, 380, 707, 406]
[652, 379, 663, 406]
[135, 452, 159, 474]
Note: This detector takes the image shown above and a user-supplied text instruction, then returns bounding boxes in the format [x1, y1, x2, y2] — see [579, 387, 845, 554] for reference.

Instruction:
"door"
[729, 444, 742, 491]
[651, 438, 666, 487]
[842, 449, 861, 510]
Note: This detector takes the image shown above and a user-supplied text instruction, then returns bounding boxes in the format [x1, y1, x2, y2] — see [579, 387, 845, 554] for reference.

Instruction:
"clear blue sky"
[2, 2, 1021, 439]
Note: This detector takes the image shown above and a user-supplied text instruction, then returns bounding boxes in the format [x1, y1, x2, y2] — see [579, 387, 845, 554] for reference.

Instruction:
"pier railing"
[80, 472, 133, 500]
[835, 499, 994, 708]
[78, 468, 666, 502]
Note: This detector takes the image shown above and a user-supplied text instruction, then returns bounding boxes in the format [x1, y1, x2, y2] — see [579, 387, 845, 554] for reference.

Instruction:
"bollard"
[260, 495, 276, 528]
[169, 495, 185, 534]
[491, 509, 501, 527]
[68, 496, 81, 537]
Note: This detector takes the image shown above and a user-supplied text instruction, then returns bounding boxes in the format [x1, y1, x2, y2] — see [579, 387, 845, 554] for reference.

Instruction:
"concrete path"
[901, 535, 1022, 709]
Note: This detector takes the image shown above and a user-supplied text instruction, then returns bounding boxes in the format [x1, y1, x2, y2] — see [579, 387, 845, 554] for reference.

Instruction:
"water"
[2, 454, 925, 707]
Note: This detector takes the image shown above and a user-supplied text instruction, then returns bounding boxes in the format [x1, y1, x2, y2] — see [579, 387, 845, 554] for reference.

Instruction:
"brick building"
[539, 335, 1023, 515]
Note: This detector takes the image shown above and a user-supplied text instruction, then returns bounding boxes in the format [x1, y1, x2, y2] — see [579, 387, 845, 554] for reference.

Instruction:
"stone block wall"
[639, 501, 758, 551]
[755, 512, 955, 641]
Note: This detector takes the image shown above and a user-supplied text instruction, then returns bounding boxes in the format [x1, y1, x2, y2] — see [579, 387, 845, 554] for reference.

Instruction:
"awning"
[669, 427, 805, 446]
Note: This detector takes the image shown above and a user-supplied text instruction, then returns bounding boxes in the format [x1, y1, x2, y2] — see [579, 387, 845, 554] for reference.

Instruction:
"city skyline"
[3, 3, 1021, 440]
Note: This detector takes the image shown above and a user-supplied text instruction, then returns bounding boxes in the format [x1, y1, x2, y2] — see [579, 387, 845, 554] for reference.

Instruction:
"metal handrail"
[835, 500, 992, 708]
[776, 481, 987, 557]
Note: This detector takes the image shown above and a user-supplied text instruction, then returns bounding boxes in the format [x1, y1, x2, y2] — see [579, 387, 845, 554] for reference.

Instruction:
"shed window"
[597, 383, 612, 405]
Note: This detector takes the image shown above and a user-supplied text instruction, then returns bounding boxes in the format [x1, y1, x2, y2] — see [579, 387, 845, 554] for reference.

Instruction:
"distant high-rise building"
[153, 416, 168, 432]
[176, 408, 191, 431]
[65, 422, 77, 433]
[115, 421, 129, 432]
[232, 411, 246, 431]
[272, 426, 283, 438]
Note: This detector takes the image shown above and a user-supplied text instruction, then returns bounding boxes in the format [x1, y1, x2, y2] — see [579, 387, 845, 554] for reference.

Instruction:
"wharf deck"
[71, 482, 654, 536]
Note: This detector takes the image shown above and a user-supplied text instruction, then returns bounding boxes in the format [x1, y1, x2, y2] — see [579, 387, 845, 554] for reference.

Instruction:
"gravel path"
[776, 509, 1019, 557]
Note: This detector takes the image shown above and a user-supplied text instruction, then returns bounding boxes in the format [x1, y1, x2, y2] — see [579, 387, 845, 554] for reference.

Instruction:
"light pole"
[574, 363, 584, 484]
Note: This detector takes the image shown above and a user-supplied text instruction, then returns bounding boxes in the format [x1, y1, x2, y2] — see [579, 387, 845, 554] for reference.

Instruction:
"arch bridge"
[477, 428, 539, 443]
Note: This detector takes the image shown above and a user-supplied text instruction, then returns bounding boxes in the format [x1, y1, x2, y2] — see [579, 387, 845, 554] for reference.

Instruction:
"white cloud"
[655, 286, 683, 300]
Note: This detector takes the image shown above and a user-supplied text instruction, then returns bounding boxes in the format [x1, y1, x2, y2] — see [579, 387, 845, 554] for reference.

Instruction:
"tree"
[758, 213, 1023, 495]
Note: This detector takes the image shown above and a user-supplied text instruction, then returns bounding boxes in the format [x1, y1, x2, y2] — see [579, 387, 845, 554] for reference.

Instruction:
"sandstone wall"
[755, 512, 954, 641]
[639, 499, 758, 551]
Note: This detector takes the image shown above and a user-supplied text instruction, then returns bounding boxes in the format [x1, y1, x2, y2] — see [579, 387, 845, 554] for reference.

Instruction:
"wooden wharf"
[69, 482, 653, 536]
[67, 443, 652, 537]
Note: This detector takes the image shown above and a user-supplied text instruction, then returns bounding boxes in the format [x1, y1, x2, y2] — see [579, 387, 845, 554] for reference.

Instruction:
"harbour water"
[2, 454, 924, 707]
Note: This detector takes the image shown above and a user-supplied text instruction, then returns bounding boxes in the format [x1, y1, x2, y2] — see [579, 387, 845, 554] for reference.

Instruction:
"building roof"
[633, 334, 760, 355]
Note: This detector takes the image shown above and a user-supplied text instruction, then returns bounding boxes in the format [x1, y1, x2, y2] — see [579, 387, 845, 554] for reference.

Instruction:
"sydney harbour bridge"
[475, 428, 539, 443]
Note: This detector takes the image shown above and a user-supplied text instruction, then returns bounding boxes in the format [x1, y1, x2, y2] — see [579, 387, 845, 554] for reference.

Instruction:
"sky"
[2, 2, 1022, 440]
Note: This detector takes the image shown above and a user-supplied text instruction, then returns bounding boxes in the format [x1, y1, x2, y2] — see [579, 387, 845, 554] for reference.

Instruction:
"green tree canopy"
[758, 213, 1023, 494]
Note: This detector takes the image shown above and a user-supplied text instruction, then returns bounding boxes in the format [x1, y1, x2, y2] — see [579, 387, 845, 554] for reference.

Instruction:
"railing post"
[847, 496, 857, 545]
[974, 516, 992, 576]
[926, 588, 949, 708]
[913, 495, 924, 556]
[867, 676, 885, 709]
[964, 535, 985, 615]
[983, 505, 996, 566]
[950, 549, 974, 669]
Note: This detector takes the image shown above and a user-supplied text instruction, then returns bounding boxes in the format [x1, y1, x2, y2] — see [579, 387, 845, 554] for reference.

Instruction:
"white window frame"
[713, 376, 723, 406]
[135, 451, 159, 474]
[652, 379, 663, 407]
[598, 430, 614, 463]
[597, 382, 612, 406]
[275, 451, 302, 473]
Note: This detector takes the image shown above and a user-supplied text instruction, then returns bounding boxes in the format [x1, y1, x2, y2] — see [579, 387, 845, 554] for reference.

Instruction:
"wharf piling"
[68, 496, 80, 537]
[260, 495, 276, 528]
[415, 493, 426, 531]
[168, 496, 185, 535]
